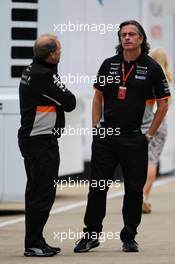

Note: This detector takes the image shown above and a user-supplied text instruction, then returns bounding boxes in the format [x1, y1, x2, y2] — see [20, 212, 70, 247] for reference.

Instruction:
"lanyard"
[122, 62, 135, 86]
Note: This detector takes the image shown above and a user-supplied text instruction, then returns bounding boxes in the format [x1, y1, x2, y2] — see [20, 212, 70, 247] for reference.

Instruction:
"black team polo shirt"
[94, 52, 171, 134]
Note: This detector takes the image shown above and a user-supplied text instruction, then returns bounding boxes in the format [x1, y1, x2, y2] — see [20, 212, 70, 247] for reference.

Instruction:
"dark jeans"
[18, 135, 59, 248]
[83, 133, 148, 242]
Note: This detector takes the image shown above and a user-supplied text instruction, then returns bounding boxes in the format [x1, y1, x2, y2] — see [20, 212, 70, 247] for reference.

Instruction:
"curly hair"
[116, 20, 150, 54]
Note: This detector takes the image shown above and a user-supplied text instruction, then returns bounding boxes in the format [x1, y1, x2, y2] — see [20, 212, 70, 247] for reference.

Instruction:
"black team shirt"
[18, 57, 76, 139]
[94, 53, 171, 133]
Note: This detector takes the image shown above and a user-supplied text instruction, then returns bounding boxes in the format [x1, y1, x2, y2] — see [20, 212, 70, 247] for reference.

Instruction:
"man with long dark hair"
[74, 20, 170, 253]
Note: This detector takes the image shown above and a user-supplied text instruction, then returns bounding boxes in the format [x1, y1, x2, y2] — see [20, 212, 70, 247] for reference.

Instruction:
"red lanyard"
[122, 62, 135, 86]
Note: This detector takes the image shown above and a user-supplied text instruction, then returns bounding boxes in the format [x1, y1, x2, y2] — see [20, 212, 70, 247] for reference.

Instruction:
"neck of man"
[123, 47, 142, 63]
[45, 57, 54, 64]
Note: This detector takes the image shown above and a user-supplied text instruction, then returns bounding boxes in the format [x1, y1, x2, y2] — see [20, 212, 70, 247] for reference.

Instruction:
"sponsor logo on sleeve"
[53, 74, 67, 91]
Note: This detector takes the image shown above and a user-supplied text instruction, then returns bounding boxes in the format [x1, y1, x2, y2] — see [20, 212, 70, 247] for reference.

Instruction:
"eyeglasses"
[120, 32, 139, 38]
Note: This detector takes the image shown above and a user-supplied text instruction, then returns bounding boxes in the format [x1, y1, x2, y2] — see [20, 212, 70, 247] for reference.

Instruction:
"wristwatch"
[145, 133, 153, 142]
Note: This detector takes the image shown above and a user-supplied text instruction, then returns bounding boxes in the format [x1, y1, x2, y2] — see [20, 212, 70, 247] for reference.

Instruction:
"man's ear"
[50, 51, 55, 59]
[47, 53, 52, 61]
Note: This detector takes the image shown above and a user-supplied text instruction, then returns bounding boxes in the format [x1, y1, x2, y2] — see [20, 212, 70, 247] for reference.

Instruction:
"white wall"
[141, 0, 175, 173]
[0, 0, 175, 201]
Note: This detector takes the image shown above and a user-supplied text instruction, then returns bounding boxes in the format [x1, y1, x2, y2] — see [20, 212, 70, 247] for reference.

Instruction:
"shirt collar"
[120, 52, 144, 64]
[33, 57, 58, 70]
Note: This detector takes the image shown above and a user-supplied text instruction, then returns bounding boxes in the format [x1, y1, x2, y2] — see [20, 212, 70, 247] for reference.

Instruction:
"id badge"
[117, 86, 127, 100]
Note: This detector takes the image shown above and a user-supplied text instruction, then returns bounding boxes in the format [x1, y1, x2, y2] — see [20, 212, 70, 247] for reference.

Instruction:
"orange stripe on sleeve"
[156, 96, 171, 101]
[146, 99, 155, 106]
[36, 106, 56, 112]
[146, 96, 171, 106]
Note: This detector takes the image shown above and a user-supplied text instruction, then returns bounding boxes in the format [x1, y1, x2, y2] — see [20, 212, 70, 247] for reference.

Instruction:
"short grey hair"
[33, 34, 57, 59]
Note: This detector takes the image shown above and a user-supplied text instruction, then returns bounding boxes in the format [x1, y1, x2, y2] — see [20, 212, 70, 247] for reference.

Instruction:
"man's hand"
[145, 133, 153, 143]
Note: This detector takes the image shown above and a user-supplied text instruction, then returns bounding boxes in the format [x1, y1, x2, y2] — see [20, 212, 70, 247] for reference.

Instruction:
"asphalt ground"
[0, 176, 175, 264]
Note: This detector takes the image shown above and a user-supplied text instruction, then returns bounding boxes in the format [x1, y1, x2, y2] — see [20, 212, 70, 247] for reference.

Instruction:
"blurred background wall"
[0, 0, 175, 202]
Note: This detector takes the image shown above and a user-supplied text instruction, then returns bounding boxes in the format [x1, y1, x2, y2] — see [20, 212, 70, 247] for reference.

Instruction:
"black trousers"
[18, 135, 59, 248]
[83, 133, 148, 242]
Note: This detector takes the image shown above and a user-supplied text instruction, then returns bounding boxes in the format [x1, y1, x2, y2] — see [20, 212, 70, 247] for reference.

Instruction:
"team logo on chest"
[109, 62, 120, 75]
[135, 65, 148, 80]
[107, 62, 120, 84]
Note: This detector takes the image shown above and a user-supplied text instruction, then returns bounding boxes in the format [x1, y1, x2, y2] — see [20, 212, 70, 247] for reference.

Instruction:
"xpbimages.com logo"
[53, 230, 120, 243]
[54, 73, 120, 86]
[53, 21, 120, 35]
[53, 178, 121, 191]
[53, 126, 121, 138]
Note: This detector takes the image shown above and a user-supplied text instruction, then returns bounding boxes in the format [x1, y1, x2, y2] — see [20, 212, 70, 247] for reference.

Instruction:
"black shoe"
[45, 243, 61, 254]
[74, 233, 100, 253]
[24, 246, 57, 257]
[122, 240, 139, 252]
[41, 238, 61, 254]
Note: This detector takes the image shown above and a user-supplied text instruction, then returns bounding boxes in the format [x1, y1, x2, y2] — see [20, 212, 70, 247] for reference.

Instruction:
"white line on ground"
[0, 176, 174, 228]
